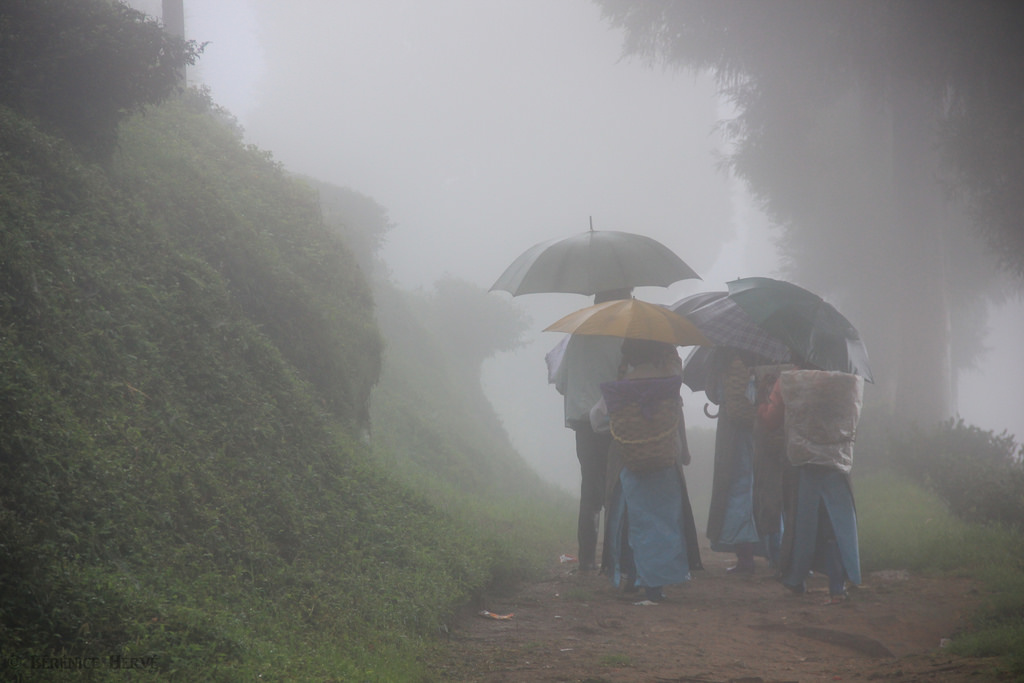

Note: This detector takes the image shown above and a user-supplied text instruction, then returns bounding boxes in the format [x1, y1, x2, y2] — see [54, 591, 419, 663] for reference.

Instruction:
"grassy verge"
[857, 471, 1024, 676]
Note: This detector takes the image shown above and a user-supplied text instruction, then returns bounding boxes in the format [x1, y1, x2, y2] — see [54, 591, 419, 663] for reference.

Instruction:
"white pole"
[161, 0, 187, 87]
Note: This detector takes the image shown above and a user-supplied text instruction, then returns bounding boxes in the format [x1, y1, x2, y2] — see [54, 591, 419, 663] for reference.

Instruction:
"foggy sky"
[129, 0, 1023, 490]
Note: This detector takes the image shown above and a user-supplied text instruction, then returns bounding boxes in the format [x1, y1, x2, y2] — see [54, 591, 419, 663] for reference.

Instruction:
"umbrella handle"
[703, 403, 719, 419]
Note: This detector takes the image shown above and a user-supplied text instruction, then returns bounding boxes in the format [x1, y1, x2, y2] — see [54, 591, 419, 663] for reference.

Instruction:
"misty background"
[128, 0, 1023, 492]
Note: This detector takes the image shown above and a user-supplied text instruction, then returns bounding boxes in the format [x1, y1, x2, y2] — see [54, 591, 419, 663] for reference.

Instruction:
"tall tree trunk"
[889, 82, 954, 426]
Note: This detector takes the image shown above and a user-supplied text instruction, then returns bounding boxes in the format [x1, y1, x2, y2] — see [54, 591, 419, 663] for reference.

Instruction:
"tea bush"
[0, 91, 571, 680]
[888, 418, 1024, 528]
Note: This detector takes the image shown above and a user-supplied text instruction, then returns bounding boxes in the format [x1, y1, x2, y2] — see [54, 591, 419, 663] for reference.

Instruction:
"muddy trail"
[433, 540, 1006, 682]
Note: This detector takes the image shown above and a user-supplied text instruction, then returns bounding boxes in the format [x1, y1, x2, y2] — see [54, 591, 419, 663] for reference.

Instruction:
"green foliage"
[858, 472, 1018, 575]
[599, 653, 633, 668]
[858, 417, 1024, 674]
[0, 93, 519, 679]
[0, 76, 580, 677]
[950, 623, 1024, 679]
[113, 88, 383, 428]
[368, 277, 576, 591]
[0, 0, 202, 157]
[888, 418, 1024, 528]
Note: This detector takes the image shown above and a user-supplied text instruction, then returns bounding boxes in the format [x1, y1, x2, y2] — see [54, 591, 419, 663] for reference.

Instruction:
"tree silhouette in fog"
[0, 0, 202, 157]
[594, 0, 1024, 426]
[426, 276, 529, 372]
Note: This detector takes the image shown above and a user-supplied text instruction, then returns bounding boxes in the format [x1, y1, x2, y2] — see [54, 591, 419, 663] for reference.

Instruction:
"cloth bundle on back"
[759, 368, 864, 604]
[779, 370, 864, 474]
[602, 374, 684, 473]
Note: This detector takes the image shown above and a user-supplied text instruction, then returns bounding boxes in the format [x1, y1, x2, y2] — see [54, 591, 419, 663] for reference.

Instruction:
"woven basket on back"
[609, 397, 681, 473]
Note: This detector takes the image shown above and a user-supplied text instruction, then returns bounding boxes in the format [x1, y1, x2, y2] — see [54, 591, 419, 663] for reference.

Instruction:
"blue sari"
[605, 464, 692, 589]
[710, 427, 762, 551]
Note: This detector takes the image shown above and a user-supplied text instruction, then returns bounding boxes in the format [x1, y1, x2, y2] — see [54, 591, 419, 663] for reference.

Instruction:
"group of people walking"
[552, 290, 863, 606]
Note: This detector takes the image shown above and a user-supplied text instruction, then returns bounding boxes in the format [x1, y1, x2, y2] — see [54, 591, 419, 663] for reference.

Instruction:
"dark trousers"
[574, 422, 610, 568]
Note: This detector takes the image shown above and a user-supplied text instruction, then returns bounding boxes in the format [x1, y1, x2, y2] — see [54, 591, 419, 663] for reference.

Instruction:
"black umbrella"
[727, 277, 873, 382]
[490, 228, 700, 296]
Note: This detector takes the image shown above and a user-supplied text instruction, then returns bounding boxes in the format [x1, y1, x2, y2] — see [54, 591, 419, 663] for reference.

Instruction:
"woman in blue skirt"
[758, 368, 863, 603]
[591, 338, 702, 604]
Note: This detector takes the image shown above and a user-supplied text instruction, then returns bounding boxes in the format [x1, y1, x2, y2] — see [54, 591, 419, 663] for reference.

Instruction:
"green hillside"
[0, 76, 572, 681]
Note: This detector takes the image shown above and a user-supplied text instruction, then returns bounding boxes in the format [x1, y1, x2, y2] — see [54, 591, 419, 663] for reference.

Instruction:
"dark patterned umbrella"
[671, 292, 791, 363]
[727, 277, 873, 382]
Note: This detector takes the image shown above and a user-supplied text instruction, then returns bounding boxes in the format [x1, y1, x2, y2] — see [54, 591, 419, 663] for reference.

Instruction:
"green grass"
[858, 471, 1024, 676]
[598, 651, 630, 667]
[599, 653, 633, 668]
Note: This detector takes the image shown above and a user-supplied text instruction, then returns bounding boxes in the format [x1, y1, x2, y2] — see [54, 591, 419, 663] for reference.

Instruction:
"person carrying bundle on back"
[758, 362, 864, 604]
[705, 348, 776, 575]
[590, 338, 702, 605]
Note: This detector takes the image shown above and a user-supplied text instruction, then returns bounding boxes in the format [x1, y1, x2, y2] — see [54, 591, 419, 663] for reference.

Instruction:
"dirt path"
[434, 541, 1004, 682]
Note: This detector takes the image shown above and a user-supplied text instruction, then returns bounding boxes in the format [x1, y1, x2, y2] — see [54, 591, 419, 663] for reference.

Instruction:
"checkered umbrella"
[671, 292, 791, 394]
[670, 292, 791, 363]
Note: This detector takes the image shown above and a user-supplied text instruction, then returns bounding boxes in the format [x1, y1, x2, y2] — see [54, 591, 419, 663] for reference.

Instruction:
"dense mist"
[126, 0, 1023, 491]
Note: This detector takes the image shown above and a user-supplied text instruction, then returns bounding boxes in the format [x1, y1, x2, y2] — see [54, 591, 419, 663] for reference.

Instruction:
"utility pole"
[162, 0, 187, 87]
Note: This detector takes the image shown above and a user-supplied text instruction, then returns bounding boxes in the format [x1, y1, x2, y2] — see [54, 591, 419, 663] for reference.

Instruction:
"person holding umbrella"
[670, 291, 793, 572]
[710, 276, 871, 584]
[491, 225, 702, 572]
[546, 299, 709, 602]
[551, 288, 633, 570]
[589, 337, 703, 604]
[705, 347, 775, 574]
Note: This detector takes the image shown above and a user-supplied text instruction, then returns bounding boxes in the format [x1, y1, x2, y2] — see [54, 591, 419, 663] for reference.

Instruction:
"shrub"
[889, 418, 1024, 528]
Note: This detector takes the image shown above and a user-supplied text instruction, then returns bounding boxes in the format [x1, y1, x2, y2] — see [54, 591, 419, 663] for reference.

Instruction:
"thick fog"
[129, 0, 1023, 491]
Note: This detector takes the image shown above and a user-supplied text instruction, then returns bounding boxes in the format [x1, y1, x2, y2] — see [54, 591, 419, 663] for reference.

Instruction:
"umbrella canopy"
[726, 277, 873, 382]
[671, 291, 791, 363]
[544, 299, 711, 347]
[490, 229, 700, 296]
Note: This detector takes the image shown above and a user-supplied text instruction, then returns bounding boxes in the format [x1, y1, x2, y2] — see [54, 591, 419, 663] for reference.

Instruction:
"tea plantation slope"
[0, 96, 551, 680]
[369, 278, 577, 587]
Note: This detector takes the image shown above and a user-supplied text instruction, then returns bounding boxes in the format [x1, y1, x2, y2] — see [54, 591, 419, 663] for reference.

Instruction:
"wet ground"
[434, 540, 1006, 682]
